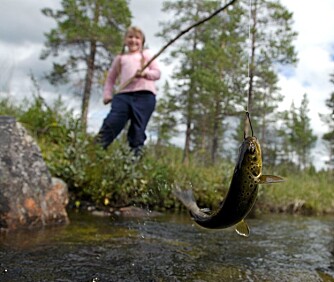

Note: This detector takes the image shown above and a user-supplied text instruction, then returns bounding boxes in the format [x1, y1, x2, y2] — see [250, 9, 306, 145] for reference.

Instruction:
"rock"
[87, 206, 161, 218]
[91, 210, 112, 217]
[118, 206, 162, 218]
[0, 116, 69, 231]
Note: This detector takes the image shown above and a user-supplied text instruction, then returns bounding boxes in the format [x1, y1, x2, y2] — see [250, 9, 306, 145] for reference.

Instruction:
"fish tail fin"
[173, 187, 208, 218]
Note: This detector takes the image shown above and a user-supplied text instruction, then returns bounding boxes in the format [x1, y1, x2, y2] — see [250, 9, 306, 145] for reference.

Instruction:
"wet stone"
[0, 116, 69, 231]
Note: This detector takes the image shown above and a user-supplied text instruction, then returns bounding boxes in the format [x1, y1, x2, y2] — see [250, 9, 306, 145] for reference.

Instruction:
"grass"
[259, 171, 334, 214]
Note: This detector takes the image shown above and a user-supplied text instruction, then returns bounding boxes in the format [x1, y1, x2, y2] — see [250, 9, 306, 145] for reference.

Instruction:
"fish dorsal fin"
[259, 175, 285, 184]
[235, 220, 250, 237]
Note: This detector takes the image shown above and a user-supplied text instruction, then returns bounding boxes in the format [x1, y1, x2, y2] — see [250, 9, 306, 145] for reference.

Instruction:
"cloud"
[129, 0, 169, 53]
[0, 0, 60, 45]
[0, 0, 61, 96]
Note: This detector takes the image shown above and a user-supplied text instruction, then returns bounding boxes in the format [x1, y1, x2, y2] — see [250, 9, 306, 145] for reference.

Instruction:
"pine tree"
[158, 0, 208, 164]
[320, 73, 334, 169]
[282, 94, 317, 169]
[255, 65, 282, 165]
[158, 0, 246, 164]
[243, 0, 298, 151]
[158, 0, 297, 165]
[192, 2, 247, 164]
[40, 0, 131, 131]
[150, 81, 179, 147]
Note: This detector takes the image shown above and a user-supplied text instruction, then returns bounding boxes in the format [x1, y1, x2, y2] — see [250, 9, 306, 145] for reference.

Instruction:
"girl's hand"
[103, 97, 112, 105]
[135, 69, 146, 78]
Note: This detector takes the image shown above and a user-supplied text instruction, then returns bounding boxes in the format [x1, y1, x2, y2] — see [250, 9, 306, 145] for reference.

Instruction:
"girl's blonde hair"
[121, 26, 145, 53]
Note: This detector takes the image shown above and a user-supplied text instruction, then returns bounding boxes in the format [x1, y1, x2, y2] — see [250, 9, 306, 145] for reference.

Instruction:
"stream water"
[0, 212, 333, 282]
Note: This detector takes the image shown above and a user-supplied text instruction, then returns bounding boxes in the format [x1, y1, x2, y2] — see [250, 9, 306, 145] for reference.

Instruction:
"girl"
[97, 26, 161, 156]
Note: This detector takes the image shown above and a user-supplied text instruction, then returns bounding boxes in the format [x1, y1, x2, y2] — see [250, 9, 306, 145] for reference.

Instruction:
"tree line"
[40, 0, 333, 171]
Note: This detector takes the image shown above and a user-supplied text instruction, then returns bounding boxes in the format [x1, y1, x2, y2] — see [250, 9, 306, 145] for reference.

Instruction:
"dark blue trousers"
[97, 91, 156, 154]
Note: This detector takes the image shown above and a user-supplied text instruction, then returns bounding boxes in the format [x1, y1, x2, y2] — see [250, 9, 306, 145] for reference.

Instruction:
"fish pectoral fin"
[259, 175, 285, 184]
[235, 220, 250, 237]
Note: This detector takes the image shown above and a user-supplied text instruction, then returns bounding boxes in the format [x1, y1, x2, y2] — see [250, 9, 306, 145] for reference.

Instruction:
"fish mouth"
[245, 137, 258, 154]
[237, 136, 261, 170]
[248, 142, 256, 154]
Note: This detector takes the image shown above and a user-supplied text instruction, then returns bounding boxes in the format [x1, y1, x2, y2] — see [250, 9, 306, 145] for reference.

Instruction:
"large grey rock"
[0, 116, 69, 231]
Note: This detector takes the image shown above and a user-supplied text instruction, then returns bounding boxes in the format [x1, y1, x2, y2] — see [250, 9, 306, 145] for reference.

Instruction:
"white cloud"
[0, 0, 59, 44]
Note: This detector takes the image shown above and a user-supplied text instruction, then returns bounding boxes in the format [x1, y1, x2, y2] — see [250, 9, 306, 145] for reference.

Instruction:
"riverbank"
[1, 97, 333, 217]
[66, 168, 334, 218]
[49, 142, 334, 217]
[257, 171, 334, 215]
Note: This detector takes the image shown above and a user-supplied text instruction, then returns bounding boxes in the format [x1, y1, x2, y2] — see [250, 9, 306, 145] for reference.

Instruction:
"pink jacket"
[103, 49, 161, 100]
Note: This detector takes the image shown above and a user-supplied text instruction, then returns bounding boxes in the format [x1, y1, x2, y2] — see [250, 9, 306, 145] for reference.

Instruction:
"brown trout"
[174, 135, 284, 237]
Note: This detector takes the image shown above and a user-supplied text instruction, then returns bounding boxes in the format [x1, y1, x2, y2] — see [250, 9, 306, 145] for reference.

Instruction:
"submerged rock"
[0, 116, 69, 231]
[118, 206, 162, 218]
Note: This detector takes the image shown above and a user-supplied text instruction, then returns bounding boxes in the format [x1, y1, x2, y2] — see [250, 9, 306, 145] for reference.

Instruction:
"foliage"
[157, 0, 298, 166]
[243, 0, 298, 162]
[0, 97, 22, 117]
[41, 0, 132, 129]
[1, 94, 333, 214]
[278, 94, 317, 169]
[0, 90, 73, 141]
[44, 133, 234, 211]
[149, 81, 179, 146]
[320, 72, 334, 169]
[158, 0, 248, 165]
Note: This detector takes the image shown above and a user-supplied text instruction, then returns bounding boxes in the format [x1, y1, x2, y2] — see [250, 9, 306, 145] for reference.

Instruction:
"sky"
[0, 0, 334, 169]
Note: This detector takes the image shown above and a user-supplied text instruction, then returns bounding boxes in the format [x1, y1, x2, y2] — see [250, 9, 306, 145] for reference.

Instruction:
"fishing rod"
[244, 0, 254, 137]
[117, 0, 239, 92]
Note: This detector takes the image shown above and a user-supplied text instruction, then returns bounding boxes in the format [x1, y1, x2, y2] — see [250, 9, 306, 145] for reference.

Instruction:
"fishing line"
[246, 0, 252, 113]
[244, 0, 253, 138]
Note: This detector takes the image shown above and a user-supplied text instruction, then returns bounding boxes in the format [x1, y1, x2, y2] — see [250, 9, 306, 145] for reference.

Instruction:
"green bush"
[0, 97, 22, 116]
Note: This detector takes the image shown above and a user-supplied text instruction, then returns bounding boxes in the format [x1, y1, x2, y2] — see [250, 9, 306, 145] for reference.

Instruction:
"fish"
[173, 116, 284, 237]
